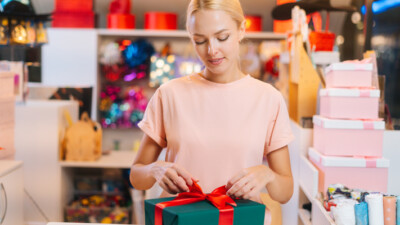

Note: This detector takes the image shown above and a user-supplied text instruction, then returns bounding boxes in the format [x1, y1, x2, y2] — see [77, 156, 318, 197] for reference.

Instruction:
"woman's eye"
[218, 35, 229, 42]
[195, 40, 207, 45]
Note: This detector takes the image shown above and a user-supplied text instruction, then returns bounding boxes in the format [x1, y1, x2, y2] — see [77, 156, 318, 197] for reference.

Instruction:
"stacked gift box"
[0, 72, 16, 159]
[52, 0, 95, 28]
[309, 59, 388, 196]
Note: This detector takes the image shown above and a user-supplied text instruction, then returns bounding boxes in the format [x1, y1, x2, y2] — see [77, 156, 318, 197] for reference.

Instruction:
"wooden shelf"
[97, 28, 286, 40]
[59, 150, 136, 169]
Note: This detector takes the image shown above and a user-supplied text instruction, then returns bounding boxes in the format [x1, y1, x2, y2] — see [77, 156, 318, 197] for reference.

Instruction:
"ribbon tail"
[219, 205, 235, 225]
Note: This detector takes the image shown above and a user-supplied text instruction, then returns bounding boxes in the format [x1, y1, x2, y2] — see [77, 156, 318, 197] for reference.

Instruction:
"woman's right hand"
[150, 161, 195, 194]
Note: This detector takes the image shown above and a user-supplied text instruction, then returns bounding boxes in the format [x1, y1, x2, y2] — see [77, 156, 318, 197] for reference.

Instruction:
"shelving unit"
[59, 151, 136, 169]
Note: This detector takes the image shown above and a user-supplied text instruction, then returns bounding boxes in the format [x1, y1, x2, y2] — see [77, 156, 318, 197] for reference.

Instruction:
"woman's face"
[188, 9, 245, 76]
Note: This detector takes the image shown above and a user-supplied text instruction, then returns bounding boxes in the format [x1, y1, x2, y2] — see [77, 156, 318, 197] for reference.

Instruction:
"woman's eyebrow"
[193, 29, 229, 37]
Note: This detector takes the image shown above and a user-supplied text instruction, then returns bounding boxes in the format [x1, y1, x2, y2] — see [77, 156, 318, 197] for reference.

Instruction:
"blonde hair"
[186, 0, 245, 30]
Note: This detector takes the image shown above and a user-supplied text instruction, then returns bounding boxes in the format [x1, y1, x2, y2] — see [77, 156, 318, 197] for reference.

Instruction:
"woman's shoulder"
[246, 76, 282, 97]
[157, 74, 197, 93]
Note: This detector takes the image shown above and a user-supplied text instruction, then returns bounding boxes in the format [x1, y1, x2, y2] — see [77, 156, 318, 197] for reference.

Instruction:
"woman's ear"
[239, 20, 246, 42]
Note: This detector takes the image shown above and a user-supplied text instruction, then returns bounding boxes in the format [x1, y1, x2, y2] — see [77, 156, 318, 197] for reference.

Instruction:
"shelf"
[280, 51, 340, 65]
[298, 208, 312, 225]
[299, 180, 314, 202]
[97, 28, 286, 40]
[59, 150, 136, 169]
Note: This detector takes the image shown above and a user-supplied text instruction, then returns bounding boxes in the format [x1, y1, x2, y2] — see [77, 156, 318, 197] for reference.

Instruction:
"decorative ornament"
[122, 39, 155, 68]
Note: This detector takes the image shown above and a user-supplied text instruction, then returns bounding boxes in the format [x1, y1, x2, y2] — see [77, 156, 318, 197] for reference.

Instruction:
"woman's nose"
[208, 41, 217, 56]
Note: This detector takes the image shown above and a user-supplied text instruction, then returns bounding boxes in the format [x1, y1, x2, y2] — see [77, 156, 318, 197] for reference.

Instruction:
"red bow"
[155, 181, 237, 225]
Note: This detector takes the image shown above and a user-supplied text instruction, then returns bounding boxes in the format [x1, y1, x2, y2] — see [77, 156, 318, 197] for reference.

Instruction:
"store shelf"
[280, 51, 340, 65]
[97, 28, 286, 40]
[299, 180, 314, 202]
[298, 208, 312, 225]
[59, 150, 136, 169]
[312, 199, 336, 225]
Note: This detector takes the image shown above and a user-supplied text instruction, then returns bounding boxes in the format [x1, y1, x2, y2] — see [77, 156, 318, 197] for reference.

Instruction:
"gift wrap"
[145, 182, 265, 225]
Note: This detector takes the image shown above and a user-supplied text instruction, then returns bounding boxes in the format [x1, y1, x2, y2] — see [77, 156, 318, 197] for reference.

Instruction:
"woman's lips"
[208, 58, 224, 65]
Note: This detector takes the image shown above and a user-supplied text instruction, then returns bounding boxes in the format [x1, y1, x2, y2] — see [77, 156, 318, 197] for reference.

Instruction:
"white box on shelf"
[320, 88, 380, 119]
[15, 100, 79, 223]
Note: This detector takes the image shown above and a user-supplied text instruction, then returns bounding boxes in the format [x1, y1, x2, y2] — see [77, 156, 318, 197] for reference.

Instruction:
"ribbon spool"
[144, 12, 177, 30]
[107, 14, 135, 29]
[366, 193, 384, 225]
[245, 15, 262, 32]
[355, 202, 369, 225]
[383, 196, 396, 225]
[331, 200, 356, 225]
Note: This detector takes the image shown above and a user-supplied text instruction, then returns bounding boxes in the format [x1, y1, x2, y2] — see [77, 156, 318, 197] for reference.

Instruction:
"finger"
[174, 165, 194, 186]
[165, 168, 189, 192]
[226, 169, 247, 190]
[234, 183, 254, 198]
[159, 181, 177, 195]
[227, 175, 250, 196]
[242, 188, 258, 200]
[162, 176, 180, 194]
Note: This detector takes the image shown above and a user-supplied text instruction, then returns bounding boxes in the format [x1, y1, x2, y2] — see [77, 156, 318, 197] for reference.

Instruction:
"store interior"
[0, 0, 400, 225]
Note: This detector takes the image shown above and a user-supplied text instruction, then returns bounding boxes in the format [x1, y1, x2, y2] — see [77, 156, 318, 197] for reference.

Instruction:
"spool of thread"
[396, 196, 400, 225]
[383, 196, 396, 225]
[332, 202, 356, 225]
[366, 193, 384, 225]
[355, 202, 369, 225]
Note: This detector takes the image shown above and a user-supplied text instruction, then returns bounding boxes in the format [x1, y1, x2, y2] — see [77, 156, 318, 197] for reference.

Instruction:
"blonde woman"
[130, 0, 294, 224]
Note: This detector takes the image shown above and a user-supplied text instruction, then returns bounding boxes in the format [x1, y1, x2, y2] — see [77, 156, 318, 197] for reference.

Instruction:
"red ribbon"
[154, 181, 237, 225]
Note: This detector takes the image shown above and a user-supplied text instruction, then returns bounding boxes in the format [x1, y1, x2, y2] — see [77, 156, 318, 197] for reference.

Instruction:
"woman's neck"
[202, 67, 246, 84]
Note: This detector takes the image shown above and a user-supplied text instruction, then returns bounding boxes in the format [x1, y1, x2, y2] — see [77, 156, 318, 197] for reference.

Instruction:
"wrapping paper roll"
[366, 193, 384, 225]
[355, 202, 369, 225]
[396, 196, 400, 225]
[383, 196, 396, 225]
[332, 200, 356, 225]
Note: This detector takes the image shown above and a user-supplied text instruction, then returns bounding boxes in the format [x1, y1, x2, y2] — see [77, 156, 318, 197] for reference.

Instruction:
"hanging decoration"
[0, 0, 51, 46]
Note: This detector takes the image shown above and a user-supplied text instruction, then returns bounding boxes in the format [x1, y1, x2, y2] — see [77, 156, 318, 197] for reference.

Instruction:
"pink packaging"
[324, 62, 373, 88]
[308, 148, 388, 194]
[0, 72, 14, 98]
[0, 97, 15, 124]
[313, 115, 384, 157]
[320, 88, 380, 119]
[0, 123, 15, 159]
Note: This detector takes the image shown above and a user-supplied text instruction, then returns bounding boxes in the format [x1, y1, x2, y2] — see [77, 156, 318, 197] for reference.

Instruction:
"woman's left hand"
[226, 165, 276, 201]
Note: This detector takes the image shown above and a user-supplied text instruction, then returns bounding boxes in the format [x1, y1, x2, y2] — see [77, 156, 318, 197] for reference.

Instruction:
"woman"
[130, 0, 294, 223]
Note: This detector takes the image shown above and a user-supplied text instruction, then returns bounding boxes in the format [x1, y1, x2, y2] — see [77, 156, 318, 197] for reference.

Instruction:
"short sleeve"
[138, 88, 167, 148]
[264, 93, 295, 155]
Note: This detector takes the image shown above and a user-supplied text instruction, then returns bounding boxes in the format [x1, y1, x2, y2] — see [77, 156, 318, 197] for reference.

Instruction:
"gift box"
[324, 62, 373, 88]
[308, 148, 389, 195]
[0, 97, 15, 124]
[320, 88, 380, 119]
[313, 115, 384, 157]
[145, 182, 265, 225]
[309, 31, 335, 52]
[144, 12, 177, 30]
[0, 72, 14, 99]
[55, 0, 93, 13]
[52, 12, 95, 28]
[245, 15, 262, 32]
[107, 14, 135, 29]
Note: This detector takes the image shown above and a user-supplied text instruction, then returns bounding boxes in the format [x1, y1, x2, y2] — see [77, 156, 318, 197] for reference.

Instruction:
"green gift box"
[145, 197, 266, 225]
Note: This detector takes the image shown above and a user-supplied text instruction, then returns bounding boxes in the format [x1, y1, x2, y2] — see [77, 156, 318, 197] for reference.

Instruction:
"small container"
[313, 115, 384, 157]
[245, 15, 262, 32]
[308, 148, 389, 195]
[324, 62, 373, 88]
[52, 12, 95, 28]
[107, 13, 135, 29]
[319, 88, 380, 119]
[144, 12, 177, 30]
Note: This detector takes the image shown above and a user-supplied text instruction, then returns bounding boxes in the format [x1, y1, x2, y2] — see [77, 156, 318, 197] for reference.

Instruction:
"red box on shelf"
[107, 14, 135, 29]
[144, 12, 177, 30]
[52, 12, 95, 28]
[245, 15, 262, 32]
[55, 0, 93, 13]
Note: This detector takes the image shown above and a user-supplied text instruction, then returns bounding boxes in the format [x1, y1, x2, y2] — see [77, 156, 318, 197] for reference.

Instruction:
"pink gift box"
[324, 62, 373, 88]
[308, 148, 388, 194]
[0, 123, 15, 159]
[0, 97, 15, 124]
[0, 72, 14, 98]
[313, 115, 384, 157]
[320, 88, 380, 119]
